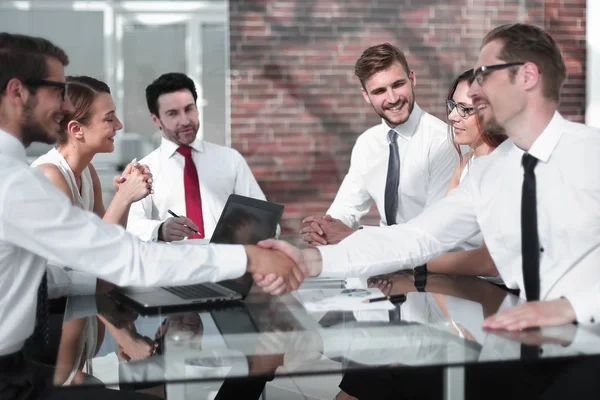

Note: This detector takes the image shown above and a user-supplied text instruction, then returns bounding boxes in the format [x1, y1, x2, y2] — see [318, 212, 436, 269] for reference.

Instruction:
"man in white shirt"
[127, 73, 268, 243]
[300, 43, 456, 246]
[257, 23, 600, 330]
[0, 33, 303, 400]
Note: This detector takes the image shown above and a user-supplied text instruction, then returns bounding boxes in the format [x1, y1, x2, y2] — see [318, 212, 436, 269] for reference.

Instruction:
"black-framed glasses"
[469, 62, 525, 86]
[24, 78, 66, 100]
[446, 99, 475, 118]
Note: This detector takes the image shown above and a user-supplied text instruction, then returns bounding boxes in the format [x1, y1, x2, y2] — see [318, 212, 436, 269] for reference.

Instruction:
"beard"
[379, 93, 415, 128]
[21, 96, 57, 147]
[161, 121, 199, 146]
[479, 112, 507, 137]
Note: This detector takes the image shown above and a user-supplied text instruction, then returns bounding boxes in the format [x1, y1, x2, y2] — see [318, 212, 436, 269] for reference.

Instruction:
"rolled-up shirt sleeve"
[1, 168, 247, 287]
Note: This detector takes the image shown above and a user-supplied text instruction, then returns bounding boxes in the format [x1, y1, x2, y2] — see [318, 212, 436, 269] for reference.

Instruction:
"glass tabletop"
[57, 272, 600, 389]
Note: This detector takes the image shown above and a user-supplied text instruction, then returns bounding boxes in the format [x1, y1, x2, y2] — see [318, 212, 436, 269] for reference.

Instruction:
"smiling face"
[21, 57, 69, 145]
[467, 39, 525, 137]
[448, 81, 482, 148]
[361, 61, 416, 128]
[79, 92, 122, 153]
[151, 89, 199, 146]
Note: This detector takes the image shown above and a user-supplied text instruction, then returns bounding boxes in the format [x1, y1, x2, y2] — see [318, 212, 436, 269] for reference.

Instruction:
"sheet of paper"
[296, 288, 396, 312]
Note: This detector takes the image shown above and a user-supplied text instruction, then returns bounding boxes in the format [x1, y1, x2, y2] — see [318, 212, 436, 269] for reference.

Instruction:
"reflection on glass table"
[57, 272, 600, 394]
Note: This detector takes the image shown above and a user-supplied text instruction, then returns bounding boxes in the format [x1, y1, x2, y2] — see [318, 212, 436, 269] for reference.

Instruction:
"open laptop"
[111, 194, 284, 313]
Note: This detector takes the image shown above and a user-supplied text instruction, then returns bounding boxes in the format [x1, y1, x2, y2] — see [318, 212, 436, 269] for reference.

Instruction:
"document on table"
[296, 288, 396, 312]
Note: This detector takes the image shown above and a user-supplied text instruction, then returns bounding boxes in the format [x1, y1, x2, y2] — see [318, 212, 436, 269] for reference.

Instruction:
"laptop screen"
[210, 195, 284, 297]
[210, 196, 283, 245]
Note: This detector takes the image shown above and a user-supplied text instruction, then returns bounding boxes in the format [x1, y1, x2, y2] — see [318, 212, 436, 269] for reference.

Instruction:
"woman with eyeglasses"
[444, 69, 507, 193]
[31, 76, 155, 385]
[368, 70, 507, 297]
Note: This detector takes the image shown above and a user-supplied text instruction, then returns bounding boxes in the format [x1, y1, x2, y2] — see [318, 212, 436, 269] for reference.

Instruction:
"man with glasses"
[0, 32, 304, 399]
[259, 23, 600, 331]
[300, 43, 456, 247]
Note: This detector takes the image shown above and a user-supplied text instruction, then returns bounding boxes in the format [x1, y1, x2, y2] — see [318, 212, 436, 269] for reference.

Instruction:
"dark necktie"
[177, 146, 205, 239]
[33, 272, 50, 345]
[384, 130, 400, 226]
[521, 153, 540, 302]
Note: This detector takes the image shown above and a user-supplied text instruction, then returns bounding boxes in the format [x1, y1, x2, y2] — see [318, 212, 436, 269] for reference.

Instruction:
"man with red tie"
[127, 73, 269, 242]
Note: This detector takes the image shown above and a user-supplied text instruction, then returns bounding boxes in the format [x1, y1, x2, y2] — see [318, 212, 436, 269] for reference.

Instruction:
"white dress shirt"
[127, 137, 268, 242]
[0, 129, 247, 356]
[319, 112, 600, 325]
[326, 103, 456, 228]
[31, 148, 98, 298]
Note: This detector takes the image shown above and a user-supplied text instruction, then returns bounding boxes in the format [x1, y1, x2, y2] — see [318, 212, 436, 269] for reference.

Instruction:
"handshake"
[245, 240, 323, 295]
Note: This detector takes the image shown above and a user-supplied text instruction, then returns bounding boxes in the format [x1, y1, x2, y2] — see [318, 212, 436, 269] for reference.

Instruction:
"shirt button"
[540, 247, 544, 253]
[591, 317, 595, 323]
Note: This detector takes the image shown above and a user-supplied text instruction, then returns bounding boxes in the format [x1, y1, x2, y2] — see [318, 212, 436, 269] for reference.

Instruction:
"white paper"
[296, 288, 396, 312]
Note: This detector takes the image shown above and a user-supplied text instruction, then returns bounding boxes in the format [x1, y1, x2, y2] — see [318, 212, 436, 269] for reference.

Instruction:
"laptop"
[111, 194, 284, 313]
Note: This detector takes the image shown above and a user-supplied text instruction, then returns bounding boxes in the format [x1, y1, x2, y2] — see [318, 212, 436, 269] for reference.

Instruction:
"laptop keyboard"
[163, 284, 227, 300]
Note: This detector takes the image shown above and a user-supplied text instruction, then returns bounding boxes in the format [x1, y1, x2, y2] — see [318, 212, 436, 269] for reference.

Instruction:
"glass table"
[58, 272, 600, 399]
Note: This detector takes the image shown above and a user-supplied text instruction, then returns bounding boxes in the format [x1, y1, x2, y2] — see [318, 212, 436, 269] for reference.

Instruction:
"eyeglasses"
[446, 99, 475, 118]
[468, 62, 525, 86]
[24, 78, 66, 100]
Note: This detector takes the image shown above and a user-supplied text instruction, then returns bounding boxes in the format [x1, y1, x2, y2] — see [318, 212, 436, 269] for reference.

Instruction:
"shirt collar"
[0, 128, 28, 165]
[520, 111, 564, 163]
[383, 103, 424, 143]
[160, 135, 205, 159]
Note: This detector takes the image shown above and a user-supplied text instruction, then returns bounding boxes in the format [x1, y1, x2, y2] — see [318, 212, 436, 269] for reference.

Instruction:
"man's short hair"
[482, 23, 566, 103]
[354, 43, 410, 89]
[0, 32, 69, 96]
[145, 73, 198, 117]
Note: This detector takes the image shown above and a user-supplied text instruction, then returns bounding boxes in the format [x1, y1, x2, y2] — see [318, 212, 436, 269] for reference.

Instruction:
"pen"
[362, 294, 407, 304]
[167, 209, 200, 234]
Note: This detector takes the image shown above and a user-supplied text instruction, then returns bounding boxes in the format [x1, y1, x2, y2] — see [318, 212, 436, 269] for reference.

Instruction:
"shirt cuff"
[209, 244, 248, 282]
[317, 245, 351, 278]
[150, 223, 161, 243]
[564, 292, 599, 325]
[67, 270, 98, 296]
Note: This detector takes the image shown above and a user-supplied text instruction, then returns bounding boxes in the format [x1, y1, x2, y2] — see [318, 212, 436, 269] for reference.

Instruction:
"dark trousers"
[339, 356, 600, 400]
[0, 351, 159, 400]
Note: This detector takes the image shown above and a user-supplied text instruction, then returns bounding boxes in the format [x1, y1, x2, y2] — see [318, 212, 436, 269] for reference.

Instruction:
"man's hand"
[301, 215, 356, 246]
[318, 215, 357, 244]
[246, 244, 306, 295]
[159, 216, 199, 242]
[482, 298, 576, 331]
[254, 240, 324, 295]
[300, 215, 328, 246]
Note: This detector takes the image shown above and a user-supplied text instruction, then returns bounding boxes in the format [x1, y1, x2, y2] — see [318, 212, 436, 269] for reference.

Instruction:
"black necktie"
[33, 271, 50, 345]
[521, 153, 540, 302]
[384, 130, 400, 226]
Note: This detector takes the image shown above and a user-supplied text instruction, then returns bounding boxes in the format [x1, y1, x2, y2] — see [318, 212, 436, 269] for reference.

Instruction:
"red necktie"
[176, 146, 204, 239]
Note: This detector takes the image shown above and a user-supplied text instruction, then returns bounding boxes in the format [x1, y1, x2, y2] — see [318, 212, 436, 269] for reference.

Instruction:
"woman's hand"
[114, 163, 153, 203]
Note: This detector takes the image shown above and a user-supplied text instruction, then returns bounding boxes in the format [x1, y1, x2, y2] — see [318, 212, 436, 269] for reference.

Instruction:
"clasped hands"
[301, 214, 357, 246]
[113, 159, 154, 202]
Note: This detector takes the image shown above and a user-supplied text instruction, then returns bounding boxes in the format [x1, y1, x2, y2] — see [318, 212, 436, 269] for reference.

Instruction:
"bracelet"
[413, 264, 427, 292]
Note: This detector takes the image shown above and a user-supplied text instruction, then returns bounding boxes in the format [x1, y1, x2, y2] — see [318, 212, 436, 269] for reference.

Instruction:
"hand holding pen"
[159, 209, 201, 242]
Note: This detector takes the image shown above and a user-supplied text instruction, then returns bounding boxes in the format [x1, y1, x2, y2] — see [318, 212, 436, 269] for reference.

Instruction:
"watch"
[413, 264, 427, 292]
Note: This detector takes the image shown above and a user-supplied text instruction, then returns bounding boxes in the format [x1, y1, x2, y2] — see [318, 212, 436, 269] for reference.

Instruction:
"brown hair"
[482, 23, 566, 103]
[58, 76, 111, 145]
[447, 69, 507, 160]
[0, 32, 69, 97]
[354, 43, 410, 88]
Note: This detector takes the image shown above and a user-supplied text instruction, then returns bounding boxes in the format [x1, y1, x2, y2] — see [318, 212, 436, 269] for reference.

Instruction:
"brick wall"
[229, 0, 586, 234]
